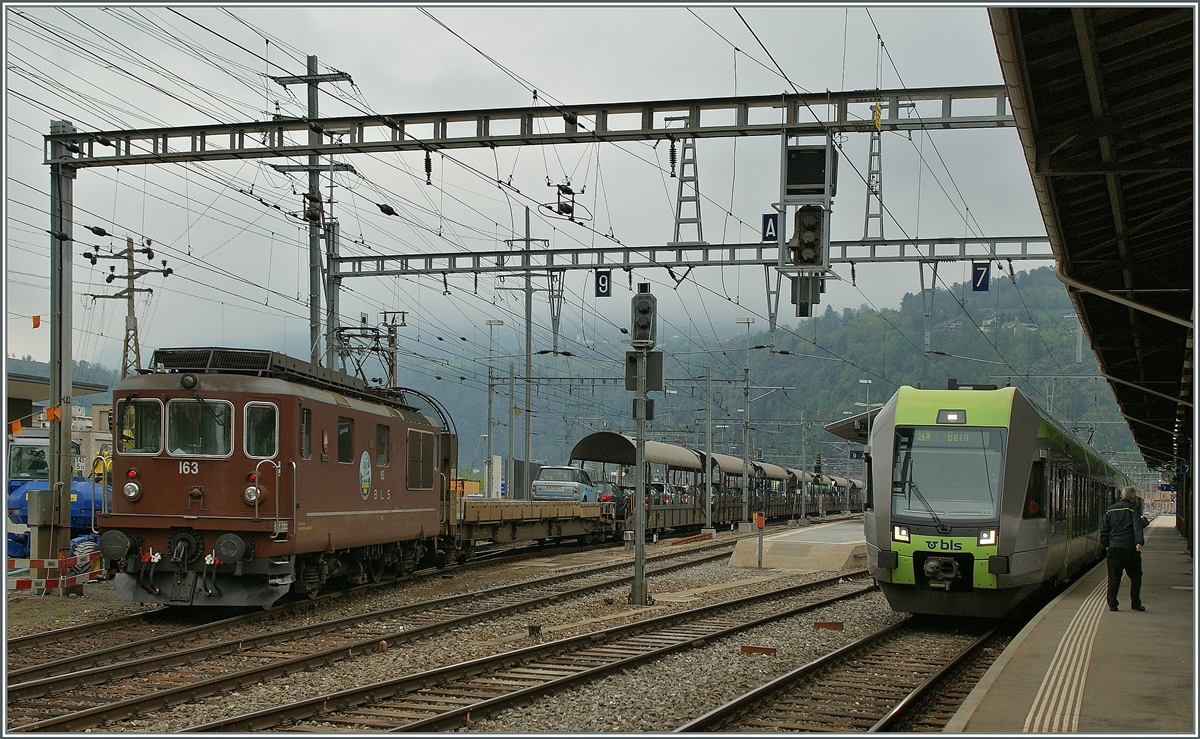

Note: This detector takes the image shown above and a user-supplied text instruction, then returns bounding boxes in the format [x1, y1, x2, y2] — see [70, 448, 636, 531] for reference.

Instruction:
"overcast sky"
[5, 3, 1050, 388]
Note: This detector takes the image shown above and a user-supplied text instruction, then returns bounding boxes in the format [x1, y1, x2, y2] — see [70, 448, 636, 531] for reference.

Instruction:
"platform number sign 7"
[596, 269, 612, 298]
[972, 261, 990, 292]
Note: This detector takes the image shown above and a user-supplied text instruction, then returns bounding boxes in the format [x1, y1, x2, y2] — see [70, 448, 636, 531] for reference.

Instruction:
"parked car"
[531, 466, 599, 502]
[596, 481, 629, 517]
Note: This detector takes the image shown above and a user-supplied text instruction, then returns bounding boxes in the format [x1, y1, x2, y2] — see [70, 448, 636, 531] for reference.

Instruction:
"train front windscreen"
[891, 426, 1006, 522]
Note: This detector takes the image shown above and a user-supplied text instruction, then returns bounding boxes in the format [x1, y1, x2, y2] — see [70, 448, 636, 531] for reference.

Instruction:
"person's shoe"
[1132, 605, 1146, 611]
[1109, 606, 1119, 611]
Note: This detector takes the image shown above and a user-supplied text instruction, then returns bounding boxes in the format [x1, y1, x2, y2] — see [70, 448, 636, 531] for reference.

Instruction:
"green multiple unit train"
[862, 385, 1130, 617]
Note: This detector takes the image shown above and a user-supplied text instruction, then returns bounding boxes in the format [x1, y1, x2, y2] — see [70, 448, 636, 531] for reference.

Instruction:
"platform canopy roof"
[569, 431, 701, 470]
[990, 7, 1193, 471]
[823, 407, 882, 443]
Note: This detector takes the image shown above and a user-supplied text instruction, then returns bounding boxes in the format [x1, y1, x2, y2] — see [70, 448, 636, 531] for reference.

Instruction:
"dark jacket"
[1100, 498, 1145, 549]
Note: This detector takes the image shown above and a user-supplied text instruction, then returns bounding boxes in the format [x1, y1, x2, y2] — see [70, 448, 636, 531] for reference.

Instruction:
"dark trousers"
[1106, 547, 1143, 609]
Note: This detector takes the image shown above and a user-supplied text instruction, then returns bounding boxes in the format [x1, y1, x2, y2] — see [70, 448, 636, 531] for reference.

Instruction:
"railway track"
[675, 618, 1005, 732]
[4, 532, 636, 679]
[185, 572, 876, 731]
[5, 540, 741, 732]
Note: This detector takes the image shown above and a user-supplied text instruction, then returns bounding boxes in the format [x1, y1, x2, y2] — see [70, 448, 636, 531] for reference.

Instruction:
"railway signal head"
[789, 205, 827, 269]
[630, 284, 657, 348]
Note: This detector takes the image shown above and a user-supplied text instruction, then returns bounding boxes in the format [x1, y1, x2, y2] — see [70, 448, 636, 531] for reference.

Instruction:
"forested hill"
[705, 265, 1138, 469]
[4, 266, 1141, 474]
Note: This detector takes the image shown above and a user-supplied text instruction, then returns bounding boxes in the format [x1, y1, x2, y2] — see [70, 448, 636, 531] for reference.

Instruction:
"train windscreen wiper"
[902, 477, 950, 535]
[191, 391, 226, 427]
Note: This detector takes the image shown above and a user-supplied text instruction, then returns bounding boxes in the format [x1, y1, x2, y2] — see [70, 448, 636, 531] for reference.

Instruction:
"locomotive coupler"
[923, 556, 960, 590]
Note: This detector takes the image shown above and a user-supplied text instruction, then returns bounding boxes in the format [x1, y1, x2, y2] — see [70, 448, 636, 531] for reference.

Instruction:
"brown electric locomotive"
[97, 347, 458, 607]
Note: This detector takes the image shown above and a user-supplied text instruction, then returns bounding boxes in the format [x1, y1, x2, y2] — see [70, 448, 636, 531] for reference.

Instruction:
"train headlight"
[243, 485, 262, 505]
[122, 481, 141, 501]
[978, 529, 997, 546]
[892, 525, 910, 543]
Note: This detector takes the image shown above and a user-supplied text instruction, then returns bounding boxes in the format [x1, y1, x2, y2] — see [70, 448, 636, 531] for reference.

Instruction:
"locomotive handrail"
[437, 470, 449, 526]
[89, 453, 111, 531]
[288, 460, 297, 540]
[253, 458, 281, 525]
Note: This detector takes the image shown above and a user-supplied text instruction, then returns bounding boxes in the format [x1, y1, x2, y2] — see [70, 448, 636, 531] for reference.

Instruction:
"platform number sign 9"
[972, 261, 990, 292]
[596, 269, 612, 298]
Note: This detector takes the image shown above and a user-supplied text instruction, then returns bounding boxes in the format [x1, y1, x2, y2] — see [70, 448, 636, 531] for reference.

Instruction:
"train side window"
[300, 409, 311, 460]
[244, 403, 278, 459]
[407, 429, 436, 490]
[337, 417, 354, 463]
[117, 399, 163, 455]
[376, 424, 390, 466]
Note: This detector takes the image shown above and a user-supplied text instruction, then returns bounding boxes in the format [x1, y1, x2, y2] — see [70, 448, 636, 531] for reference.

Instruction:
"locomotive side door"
[246, 400, 293, 541]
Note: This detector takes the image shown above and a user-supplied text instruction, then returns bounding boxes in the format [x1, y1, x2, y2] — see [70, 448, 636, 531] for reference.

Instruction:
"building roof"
[6, 372, 110, 402]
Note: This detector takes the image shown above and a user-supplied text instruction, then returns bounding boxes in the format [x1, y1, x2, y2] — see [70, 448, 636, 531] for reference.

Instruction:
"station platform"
[728, 518, 866, 571]
[948, 515, 1195, 733]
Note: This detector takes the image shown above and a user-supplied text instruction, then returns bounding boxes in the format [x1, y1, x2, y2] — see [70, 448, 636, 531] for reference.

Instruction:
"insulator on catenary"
[425, 151, 432, 185]
[669, 140, 677, 177]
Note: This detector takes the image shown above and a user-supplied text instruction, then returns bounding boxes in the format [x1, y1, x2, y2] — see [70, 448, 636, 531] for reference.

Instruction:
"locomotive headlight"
[243, 485, 262, 505]
[122, 481, 142, 501]
[892, 525, 910, 543]
[978, 529, 997, 546]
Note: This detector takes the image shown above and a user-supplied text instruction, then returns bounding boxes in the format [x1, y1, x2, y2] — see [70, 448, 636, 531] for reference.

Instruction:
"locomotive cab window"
[407, 429, 437, 490]
[117, 398, 163, 455]
[244, 403, 278, 459]
[167, 398, 233, 457]
[891, 426, 1005, 522]
[376, 424, 390, 466]
[337, 417, 354, 463]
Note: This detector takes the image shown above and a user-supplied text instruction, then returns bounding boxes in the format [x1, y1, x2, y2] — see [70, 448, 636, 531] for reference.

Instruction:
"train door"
[245, 400, 292, 542]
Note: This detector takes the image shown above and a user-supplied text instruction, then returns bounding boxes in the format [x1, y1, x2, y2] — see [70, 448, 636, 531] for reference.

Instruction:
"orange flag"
[45, 406, 61, 422]
[32, 315, 41, 328]
[10, 419, 22, 436]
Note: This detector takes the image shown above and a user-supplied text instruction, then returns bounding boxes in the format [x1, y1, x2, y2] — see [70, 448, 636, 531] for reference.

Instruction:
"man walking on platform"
[1100, 486, 1146, 612]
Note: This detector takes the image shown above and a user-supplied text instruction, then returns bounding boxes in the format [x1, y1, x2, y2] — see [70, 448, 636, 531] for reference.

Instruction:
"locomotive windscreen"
[891, 426, 1006, 521]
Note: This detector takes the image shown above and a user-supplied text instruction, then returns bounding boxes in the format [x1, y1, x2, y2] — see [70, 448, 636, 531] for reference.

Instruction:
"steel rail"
[868, 628, 999, 732]
[5, 610, 164, 650]
[674, 618, 910, 732]
[6, 546, 739, 731]
[184, 571, 874, 732]
[5, 531, 635, 682]
[9, 544, 730, 698]
[675, 620, 997, 733]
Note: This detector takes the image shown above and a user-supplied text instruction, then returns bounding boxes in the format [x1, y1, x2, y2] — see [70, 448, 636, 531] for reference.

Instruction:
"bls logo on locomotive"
[926, 539, 963, 551]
